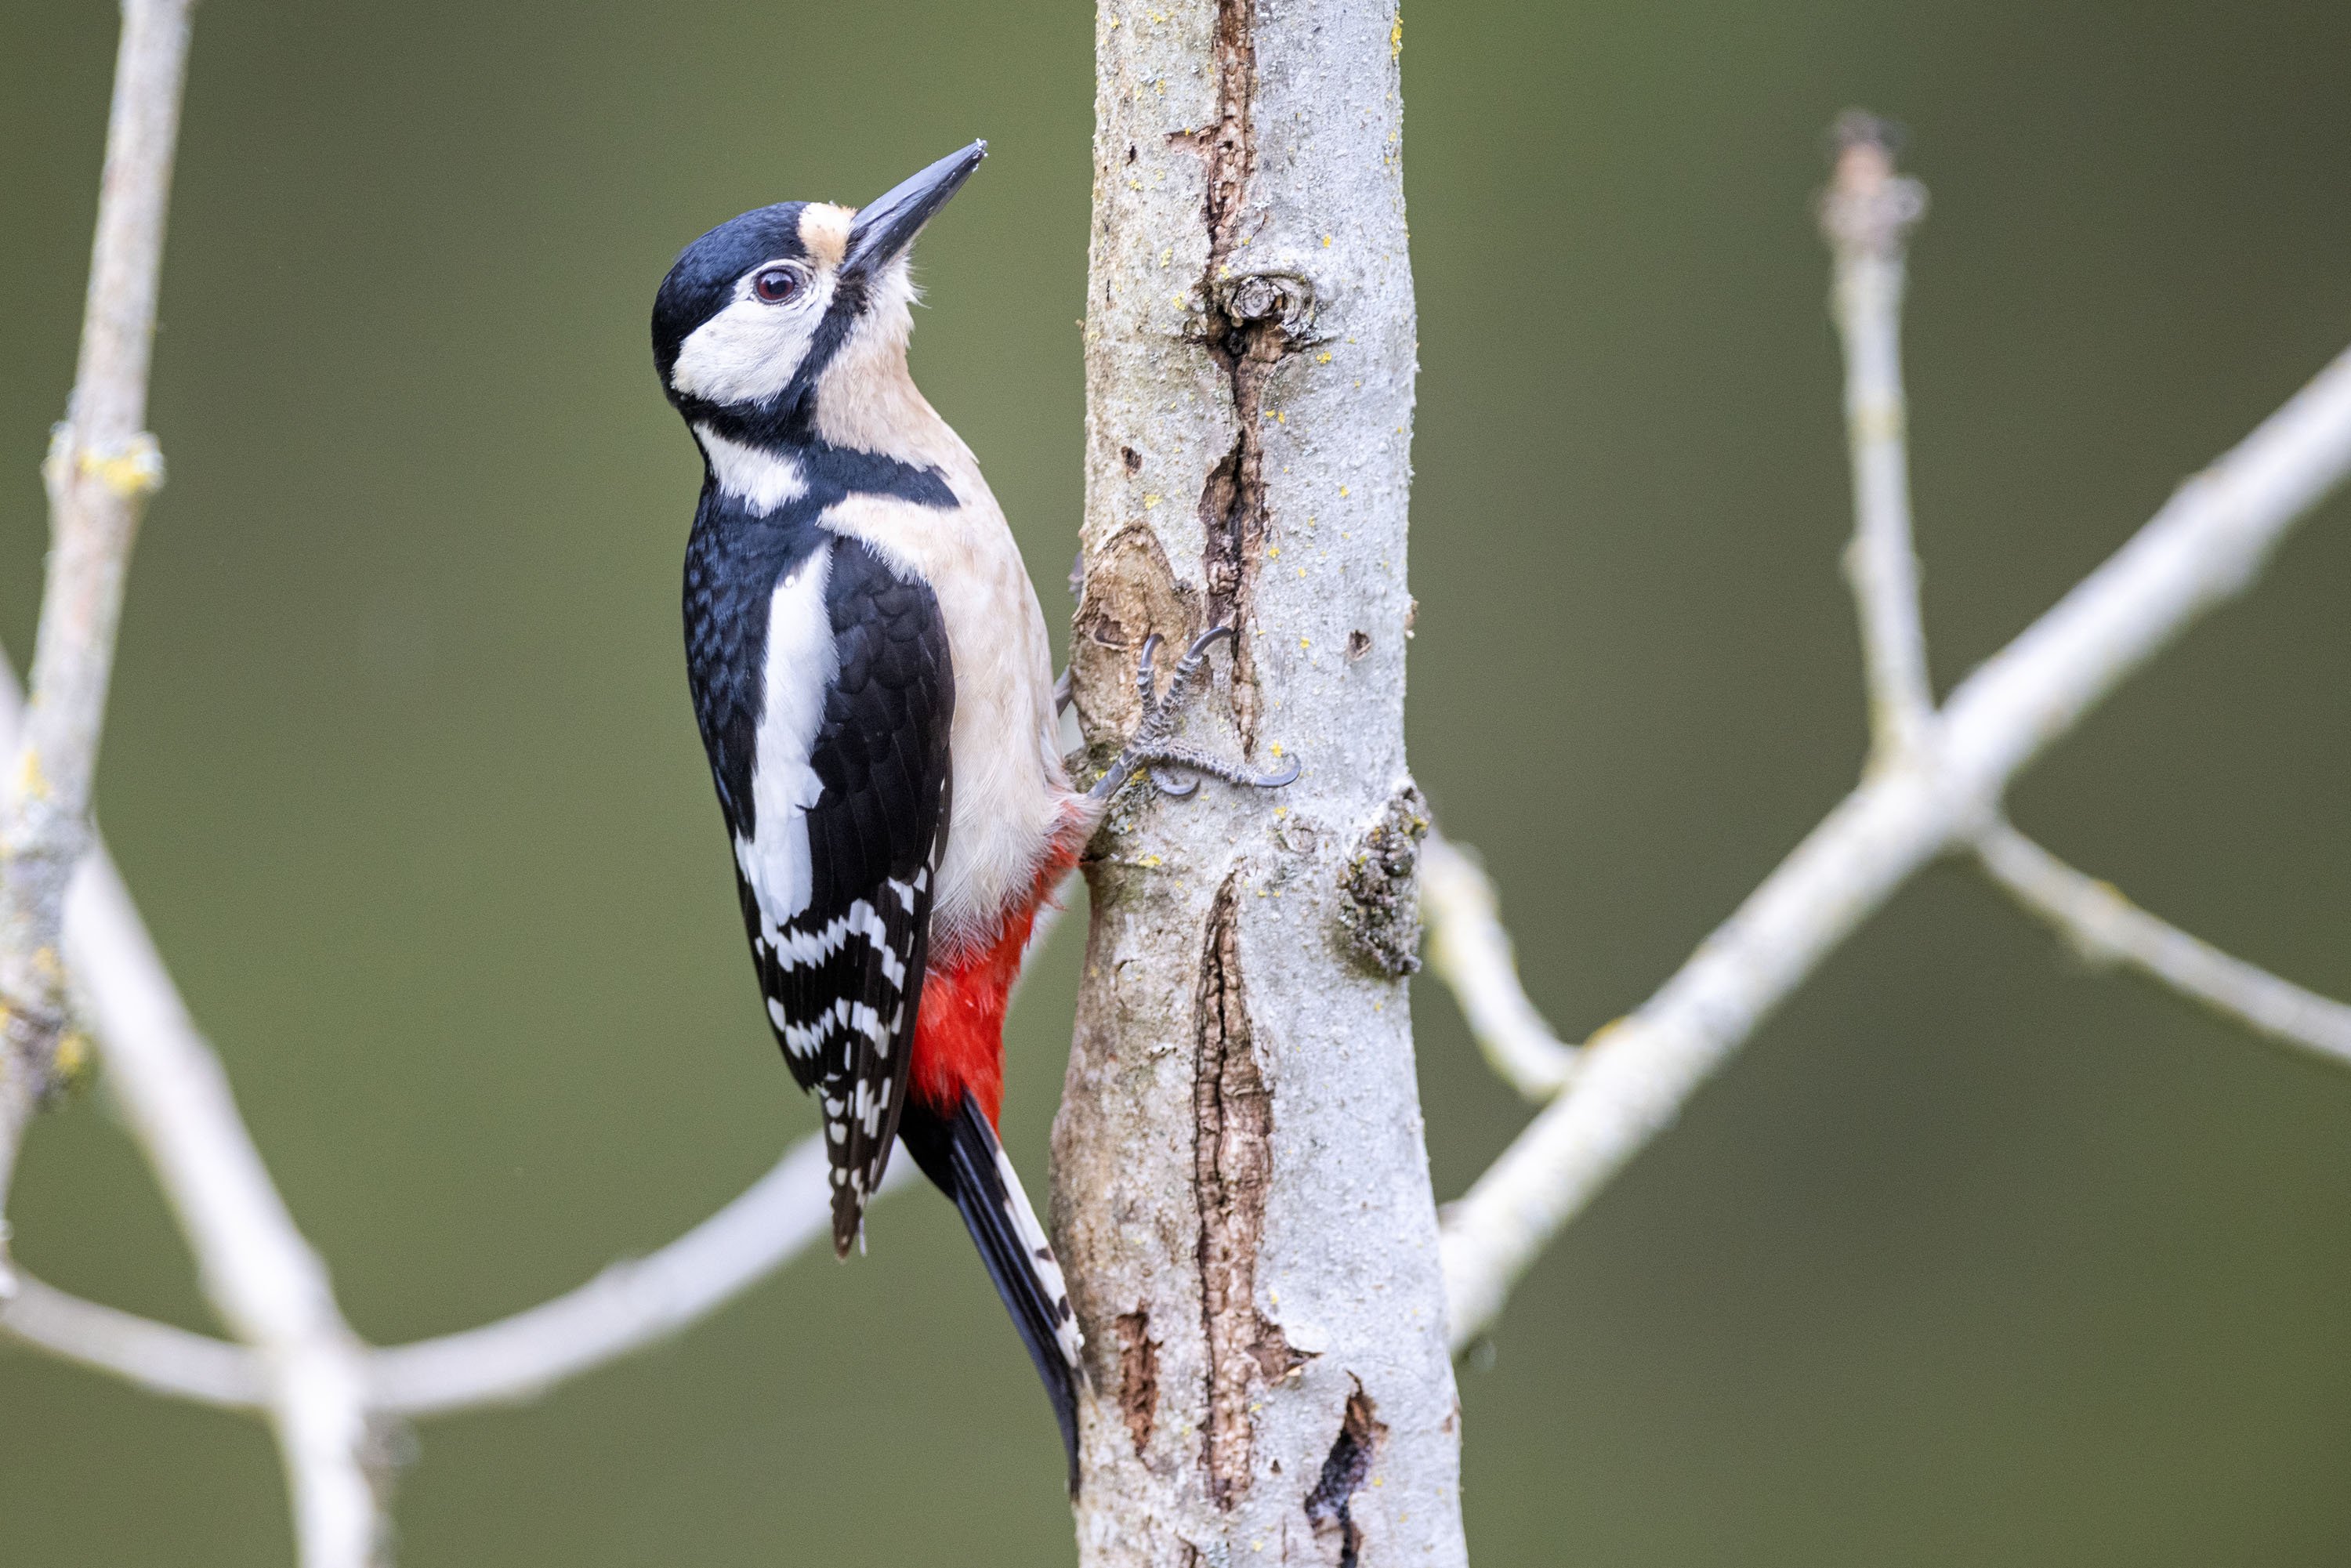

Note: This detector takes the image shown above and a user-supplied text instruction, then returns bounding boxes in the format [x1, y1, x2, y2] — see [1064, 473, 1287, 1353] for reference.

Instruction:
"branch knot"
[47, 426, 167, 502]
[1215, 271, 1319, 349]
[1819, 110, 1927, 259]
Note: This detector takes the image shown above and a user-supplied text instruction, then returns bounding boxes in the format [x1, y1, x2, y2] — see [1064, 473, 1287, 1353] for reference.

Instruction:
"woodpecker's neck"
[688, 335, 974, 523]
[808, 309, 964, 473]
[689, 363, 969, 520]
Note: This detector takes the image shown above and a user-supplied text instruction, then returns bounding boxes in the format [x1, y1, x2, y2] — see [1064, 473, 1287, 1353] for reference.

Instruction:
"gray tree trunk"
[1052, 2, 1468, 1563]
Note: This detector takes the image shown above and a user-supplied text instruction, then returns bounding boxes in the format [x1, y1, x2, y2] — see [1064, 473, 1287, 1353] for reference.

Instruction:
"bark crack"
[1179, 0, 1313, 751]
[1115, 1306, 1161, 1458]
[1194, 874, 1300, 1510]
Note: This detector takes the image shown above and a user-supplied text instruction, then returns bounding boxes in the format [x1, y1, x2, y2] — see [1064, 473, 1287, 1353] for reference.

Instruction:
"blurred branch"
[1, 1104, 903, 1425]
[34, 688, 382, 1568]
[1, 1272, 263, 1407]
[0, 0, 190, 1271]
[1440, 121, 2351, 1345]
[367, 1135, 912, 1417]
[0, 12, 886, 1557]
[1976, 820, 2351, 1068]
[1827, 113, 2351, 1071]
[1821, 110, 1933, 764]
[2, 621, 895, 1539]
[1421, 833, 1578, 1099]
[0, 13, 390, 1556]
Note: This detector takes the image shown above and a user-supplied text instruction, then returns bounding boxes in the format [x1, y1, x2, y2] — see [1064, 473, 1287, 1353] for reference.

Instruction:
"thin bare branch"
[1821, 110, 1934, 763]
[1977, 820, 2351, 1067]
[0, 656, 379, 1565]
[1, 1273, 263, 1407]
[0, 1117, 893, 1425]
[0, 9, 391, 1559]
[3, 615, 893, 1450]
[1441, 338, 2351, 1348]
[368, 1135, 912, 1417]
[1421, 832, 1577, 1099]
[13, 745, 897, 1437]
[65, 762, 385, 1564]
[0, 0, 193, 1235]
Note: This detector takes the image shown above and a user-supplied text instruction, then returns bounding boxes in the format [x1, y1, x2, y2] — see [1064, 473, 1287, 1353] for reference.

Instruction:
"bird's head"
[652, 141, 985, 447]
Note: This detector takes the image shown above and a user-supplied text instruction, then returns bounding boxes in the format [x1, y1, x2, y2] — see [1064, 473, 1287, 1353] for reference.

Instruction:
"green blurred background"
[3, 0, 2348, 1562]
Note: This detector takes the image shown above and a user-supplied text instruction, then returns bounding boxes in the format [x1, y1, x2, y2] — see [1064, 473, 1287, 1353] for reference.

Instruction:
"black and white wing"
[708, 529, 954, 1253]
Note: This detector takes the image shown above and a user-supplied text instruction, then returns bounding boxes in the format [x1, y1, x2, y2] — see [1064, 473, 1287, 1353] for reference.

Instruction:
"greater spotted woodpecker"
[652, 143, 1291, 1490]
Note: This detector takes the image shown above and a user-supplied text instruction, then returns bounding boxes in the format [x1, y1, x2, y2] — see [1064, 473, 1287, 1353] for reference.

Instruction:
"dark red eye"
[753, 266, 799, 303]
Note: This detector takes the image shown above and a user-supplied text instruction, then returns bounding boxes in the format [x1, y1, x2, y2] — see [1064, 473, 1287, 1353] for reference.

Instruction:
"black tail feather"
[898, 1092, 1085, 1495]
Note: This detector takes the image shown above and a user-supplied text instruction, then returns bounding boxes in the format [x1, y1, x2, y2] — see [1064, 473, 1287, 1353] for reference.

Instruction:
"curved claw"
[1153, 624, 1236, 720]
[1134, 633, 1165, 712]
[1089, 625, 1288, 806]
[1183, 624, 1237, 661]
[1247, 756, 1302, 789]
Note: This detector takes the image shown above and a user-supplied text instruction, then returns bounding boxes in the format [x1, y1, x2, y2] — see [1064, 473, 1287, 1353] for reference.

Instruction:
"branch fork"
[1428, 118, 2351, 1349]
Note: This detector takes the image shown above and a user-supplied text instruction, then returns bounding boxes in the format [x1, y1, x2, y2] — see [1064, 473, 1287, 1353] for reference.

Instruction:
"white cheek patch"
[669, 272, 838, 406]
[739, 541, 838, 927]
[697, 425, 808, 515]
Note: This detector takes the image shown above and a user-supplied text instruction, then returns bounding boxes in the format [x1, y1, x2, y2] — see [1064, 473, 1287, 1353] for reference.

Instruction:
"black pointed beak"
[842, 141, 987, 281]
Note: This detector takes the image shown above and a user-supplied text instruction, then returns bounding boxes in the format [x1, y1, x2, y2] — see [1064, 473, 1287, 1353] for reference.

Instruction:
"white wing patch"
[737, 541, 837, 932]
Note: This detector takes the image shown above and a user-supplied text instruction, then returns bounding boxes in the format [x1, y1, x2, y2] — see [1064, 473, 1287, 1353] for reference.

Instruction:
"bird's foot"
[1089, 626, 1300, 803]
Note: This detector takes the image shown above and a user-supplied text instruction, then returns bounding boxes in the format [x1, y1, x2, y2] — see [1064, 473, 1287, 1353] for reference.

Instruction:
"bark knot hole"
[1217, 270, 1320, 353]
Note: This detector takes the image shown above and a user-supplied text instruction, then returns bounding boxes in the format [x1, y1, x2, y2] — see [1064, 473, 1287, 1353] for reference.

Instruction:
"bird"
[650, 141, 1294, 1490]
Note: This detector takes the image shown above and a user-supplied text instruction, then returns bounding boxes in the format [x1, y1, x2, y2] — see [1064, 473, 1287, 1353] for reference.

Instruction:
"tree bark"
[1053, 3, 1466, 1563]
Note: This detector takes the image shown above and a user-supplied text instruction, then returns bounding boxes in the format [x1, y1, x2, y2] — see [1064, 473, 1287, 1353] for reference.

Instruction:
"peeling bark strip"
[1116, 1308, 1161, 1458]
[1305, 1383, 1388, 1568]
[1070, 527, 1203, 743]
[1193, 875, 1302, 1507]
